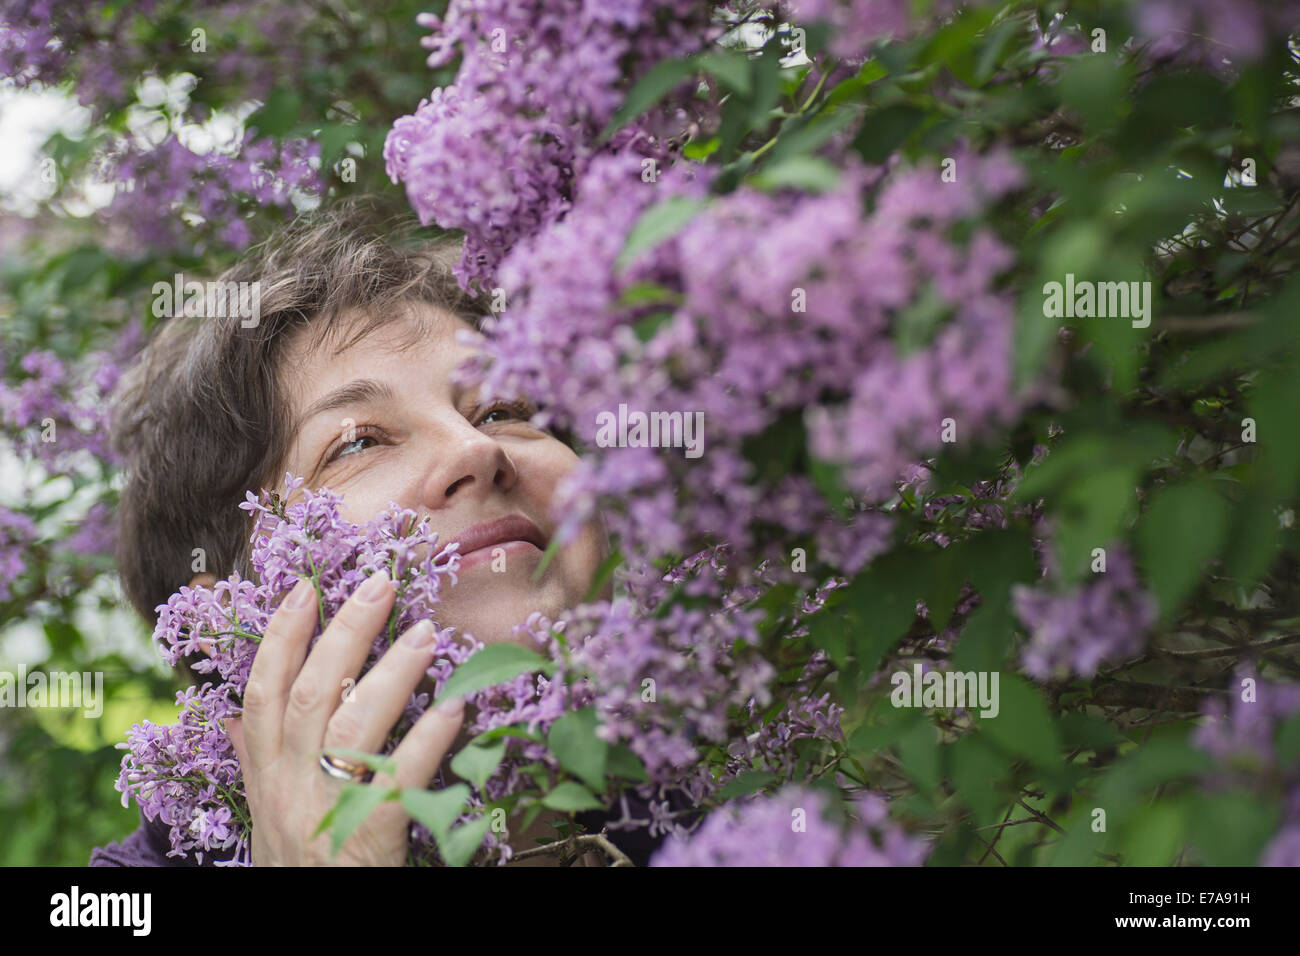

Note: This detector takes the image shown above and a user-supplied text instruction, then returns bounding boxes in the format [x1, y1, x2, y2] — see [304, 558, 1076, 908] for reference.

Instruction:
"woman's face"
[269, 301, 606, 646]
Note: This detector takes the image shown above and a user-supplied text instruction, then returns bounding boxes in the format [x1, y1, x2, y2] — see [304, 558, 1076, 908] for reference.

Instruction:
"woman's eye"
[478, 402, 533, 425]
[331, 435, 378, 461]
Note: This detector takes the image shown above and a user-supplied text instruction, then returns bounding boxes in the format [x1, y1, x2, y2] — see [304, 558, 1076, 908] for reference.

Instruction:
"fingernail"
[356, 570, 391, 603]
[285, 578, 315, 609]
[401, 620, 435, 649]
[435, 695, 464, 716]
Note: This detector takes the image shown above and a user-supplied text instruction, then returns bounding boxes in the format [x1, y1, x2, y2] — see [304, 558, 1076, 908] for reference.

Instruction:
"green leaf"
[450, 739, 507, 789]
[247, 86, 301, 138]
[633, 310, 673, 343]
[765, 107, 861, 165]
[400, 784, 471, 842]
[839, 547, 961, 673]
[806, 609, 851, 668]
[317, 123, 356, 165]
[616, 197, 707, 272]
[1138, 479, 1230, 623]
[1058, 713, 1124, 752]
[716, 771, 777, 801]
[949, 733, 1007, 824]
[1057, 54, 1131, 131]
[1221, 491, 1281, 588]
[847, 709, 925, 755]
[694, 51, 751, 95]
[1121, 800, 1187, 866]
[616, 282, 681, 308]
[547, 707, 607, 792]
[682, 136, 720, 160]
[750, 155, 841, 192]
[1252, 361, 1300, 496]
[975, 675, 1061, 769]
[896, 719, 941, 794]
[1188, 791, 1279, 866]
[466, 722, 543, 745]
[583, 548, 624, 603]
[601, 59, 696, 141]
[606, 744, 649, 782]
[439, 816, 491, 868]
[1277, 713, 1300, 766]
[852, 103, 924, 163]
[531, 533, 563, 582]
[434, 644, 549, 704]
[949, 600, 1016, 674]
[542, 781, 603, 813]
[314, 782, 398, 856]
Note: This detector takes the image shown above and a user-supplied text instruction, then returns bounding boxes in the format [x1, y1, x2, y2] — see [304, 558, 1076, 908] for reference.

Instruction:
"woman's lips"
[449, 515, 547, 571]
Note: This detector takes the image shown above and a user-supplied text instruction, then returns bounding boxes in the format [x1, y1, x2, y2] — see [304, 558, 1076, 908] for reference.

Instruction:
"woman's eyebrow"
[291, 378, 396, 439]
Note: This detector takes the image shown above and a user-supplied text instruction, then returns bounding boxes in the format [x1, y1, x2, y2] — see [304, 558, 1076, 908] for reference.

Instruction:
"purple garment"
[91, 790, 693, 866]
[89, 810, 223, 867]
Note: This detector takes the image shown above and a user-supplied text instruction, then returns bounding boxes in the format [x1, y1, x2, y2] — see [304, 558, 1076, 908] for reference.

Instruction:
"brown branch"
[1153, 632, 1300, 660]
[509, 832, 634, 867]
[1156, 312, 1262, 333]
[1085, 679, 1223, 712]
[1016, 799, 1065, 835]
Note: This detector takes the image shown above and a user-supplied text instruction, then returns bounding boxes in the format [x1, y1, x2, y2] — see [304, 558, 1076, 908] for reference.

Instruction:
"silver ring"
[319, 752, 374, 784]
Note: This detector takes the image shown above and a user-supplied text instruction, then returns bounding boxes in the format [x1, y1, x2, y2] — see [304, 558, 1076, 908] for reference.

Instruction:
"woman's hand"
[223, 570, 464, 866]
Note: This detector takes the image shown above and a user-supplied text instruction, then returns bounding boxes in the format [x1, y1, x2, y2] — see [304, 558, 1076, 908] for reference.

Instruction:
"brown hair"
[111, 197, 492, 624]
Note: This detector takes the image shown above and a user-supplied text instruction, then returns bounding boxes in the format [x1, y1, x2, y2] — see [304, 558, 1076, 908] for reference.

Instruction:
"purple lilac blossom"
[122, 484, 849, 864]
[385, 0, 723, 292]
[100, 132, 321, 253]
[0, 322, 141, 473]
[1012, 545, 1156, 679]
[773, 0, 958, 64]
[1135, 0, 1300, 70]
[1193, 665, 1300, 867]
[0, 505, 38, 602]
[650, 784, 929, 866]
[0, 1, 307, 117]
[471, 145, 1023, 573]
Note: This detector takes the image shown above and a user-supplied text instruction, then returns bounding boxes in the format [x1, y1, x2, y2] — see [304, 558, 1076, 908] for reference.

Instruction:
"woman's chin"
[430, 580, 572, 648]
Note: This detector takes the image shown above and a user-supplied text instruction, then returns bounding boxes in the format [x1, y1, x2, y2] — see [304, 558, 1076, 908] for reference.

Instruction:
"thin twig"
[509, 832, 634, 867]
[1153, 633, 1300, 660]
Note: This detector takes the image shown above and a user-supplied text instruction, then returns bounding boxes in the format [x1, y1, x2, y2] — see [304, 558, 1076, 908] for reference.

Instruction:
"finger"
[283, 569, 395, 760]
[224, 716, 260, 819]
[226, 715, 247, 770]
[322, 619, 440, 754]
[384, 695, 466, 791]
[241, 577, 317, 767]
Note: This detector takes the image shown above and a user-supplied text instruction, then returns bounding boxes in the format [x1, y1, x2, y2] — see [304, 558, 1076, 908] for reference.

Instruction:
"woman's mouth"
[450, 515, 548, 571]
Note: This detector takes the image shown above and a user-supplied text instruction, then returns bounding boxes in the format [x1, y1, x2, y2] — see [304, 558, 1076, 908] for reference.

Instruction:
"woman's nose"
[420, 418, 518, 509]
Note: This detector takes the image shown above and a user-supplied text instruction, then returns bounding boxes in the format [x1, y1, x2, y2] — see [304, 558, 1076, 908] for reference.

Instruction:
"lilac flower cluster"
[101, 132, 321, 252]
[0, 505, 37, 602]
[1193, 666, 1300, 867]
[773, 0, 957, 64]
[1031, 12, 1091, 58]
[0, 0, 306, 117]
[1135, 0, 1300, 70]
[473, 144, 1022, 574]
[119, 683, 248, 864]
[650, 784, 928, 866]
[120, 475, 855, 864]
[385, 0, 722, 292]
[0, 323, 141, 473]
[1012, 545, 1157, 679]
[549, 568, 776, 783]
[120, 476, 470, 863]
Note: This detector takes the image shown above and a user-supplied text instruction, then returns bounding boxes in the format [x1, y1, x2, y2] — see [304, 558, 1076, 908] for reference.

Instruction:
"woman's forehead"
[289, 301, 470, 362]
[281, 304, 480, 407]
